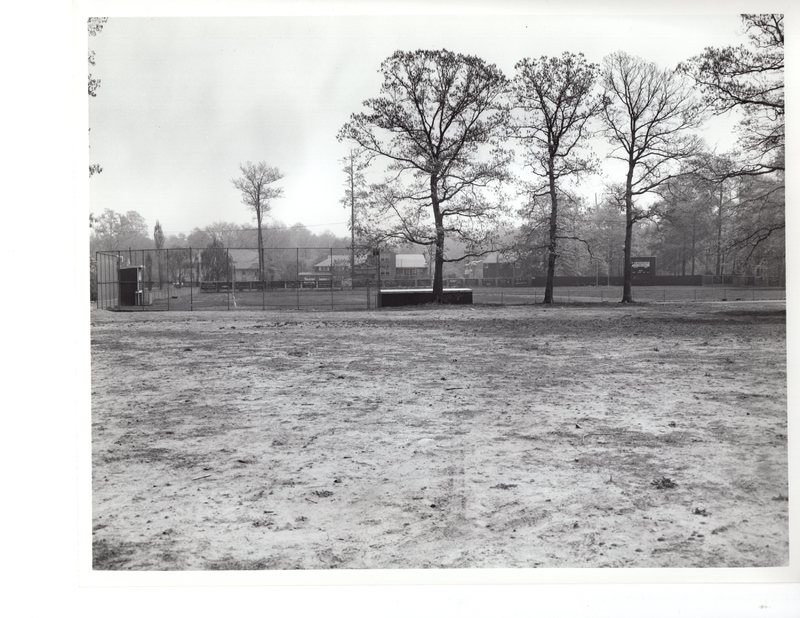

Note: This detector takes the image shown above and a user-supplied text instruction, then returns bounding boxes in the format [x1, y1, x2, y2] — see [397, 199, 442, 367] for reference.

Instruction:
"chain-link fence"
[95, 247, 382, 311]
[94, 247, 786, 311]
[470, 284, 786, 305]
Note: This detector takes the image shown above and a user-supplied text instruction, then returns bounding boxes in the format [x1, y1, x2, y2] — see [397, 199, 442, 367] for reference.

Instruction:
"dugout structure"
[118, 266, 144, 306]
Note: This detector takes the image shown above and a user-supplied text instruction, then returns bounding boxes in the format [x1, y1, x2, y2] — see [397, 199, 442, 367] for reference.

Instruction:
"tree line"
[338, 13, 784, 302]
[90, 210, 349, 256]
[90, 14, 783, 302]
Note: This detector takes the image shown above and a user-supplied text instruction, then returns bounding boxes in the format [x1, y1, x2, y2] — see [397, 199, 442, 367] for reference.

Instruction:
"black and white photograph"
[83, 4, 793, 578]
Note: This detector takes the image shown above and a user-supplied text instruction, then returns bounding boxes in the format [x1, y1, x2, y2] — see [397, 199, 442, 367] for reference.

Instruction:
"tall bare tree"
[511, 52, 601, 303]
[600, 52, 703, 302]
[232, 162, 283, 282]
[338, 49, 509, 302]
[340, 148, 370, 280]
[153, 220, 165, 288]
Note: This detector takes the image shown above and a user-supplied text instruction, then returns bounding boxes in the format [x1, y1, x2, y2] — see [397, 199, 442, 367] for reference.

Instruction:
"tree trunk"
[715, 183, 724, 277]
[681, 238, 686, 276]
[350, 162, 356, 282]
[543, 161, 558, 304]
[621, 166, 635, 303]
[431, 175, 445, 302]
[691, 213, 697, 277]
[432, 216, 445, 302]
[256, 209, 264, 282]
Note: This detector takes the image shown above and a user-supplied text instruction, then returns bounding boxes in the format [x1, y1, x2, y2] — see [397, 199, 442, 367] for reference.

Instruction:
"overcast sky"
[88, 13, 750, 239]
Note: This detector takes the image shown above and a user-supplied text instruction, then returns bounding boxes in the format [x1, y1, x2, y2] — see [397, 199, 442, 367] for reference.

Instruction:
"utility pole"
[349, 151, 356, 282]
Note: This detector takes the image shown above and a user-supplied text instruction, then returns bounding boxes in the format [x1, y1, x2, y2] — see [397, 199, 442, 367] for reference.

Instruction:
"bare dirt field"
[91, 301, 788, 569]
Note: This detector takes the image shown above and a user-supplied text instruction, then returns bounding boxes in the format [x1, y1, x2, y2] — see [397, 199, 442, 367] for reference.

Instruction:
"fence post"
[106, 252, 110, 308]
[373, 248, 379, 308]
[331, 248, 334, 311]
[296, 248, 300, 311]
[116, 251, 121, 309]
[141, 250, 146, 308]
[103, 252, 108, 309]
[189, 247, 193, 311]
[663, 289, 666, 303]
[262, 248, 266, 311]
[227, 248, 231, 310]
[95, 251, 100, 310]
[166, 249, 170, 311]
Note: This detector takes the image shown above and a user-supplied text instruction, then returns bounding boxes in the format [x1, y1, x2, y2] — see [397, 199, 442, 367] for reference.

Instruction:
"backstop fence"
[95, 247, 382, 312]
[93, 247, 786, 312]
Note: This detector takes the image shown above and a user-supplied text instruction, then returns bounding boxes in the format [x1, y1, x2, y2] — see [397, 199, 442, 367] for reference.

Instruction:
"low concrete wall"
[379, 288, 473, 307]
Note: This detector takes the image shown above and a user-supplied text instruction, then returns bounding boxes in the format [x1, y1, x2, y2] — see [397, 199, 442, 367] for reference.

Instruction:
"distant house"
[303, 253, 377, 285]
[228, 249, 262, 281]
[394, 253, 428, 279]
[313, 254, 352, 274]
[305, 251, 429, 282]
[368, 251, 429, 280]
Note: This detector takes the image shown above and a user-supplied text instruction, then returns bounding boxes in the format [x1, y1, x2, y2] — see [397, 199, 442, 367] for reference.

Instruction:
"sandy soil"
[91, 301, 788, 569]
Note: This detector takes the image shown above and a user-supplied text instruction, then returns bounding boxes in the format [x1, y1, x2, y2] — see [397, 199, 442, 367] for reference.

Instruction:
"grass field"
[91, 301, 788, 569]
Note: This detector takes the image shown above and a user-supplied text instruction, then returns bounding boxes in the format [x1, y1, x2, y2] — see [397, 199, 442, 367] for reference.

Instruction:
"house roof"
[395, 254, 426, 268]
[314, 255, 354, 268]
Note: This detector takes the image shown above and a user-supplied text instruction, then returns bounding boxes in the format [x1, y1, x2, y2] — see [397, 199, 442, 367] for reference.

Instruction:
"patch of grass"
[651, 477, 678, 490]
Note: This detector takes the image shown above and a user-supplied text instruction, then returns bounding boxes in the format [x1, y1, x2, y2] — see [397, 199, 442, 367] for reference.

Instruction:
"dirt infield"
[91, 301, 788, 569]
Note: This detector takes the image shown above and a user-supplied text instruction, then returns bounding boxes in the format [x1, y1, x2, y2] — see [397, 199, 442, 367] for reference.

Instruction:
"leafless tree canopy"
[231, 161, 284, 281]
[602, 52, 703, 202]
[512, 52, 601, 189]
[680, 14, 784, 175]
[601, 52, 703, 302]
[338, 49, 510, 300]
[232, 162, 284, 217]
[511, 52, 601, 303]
